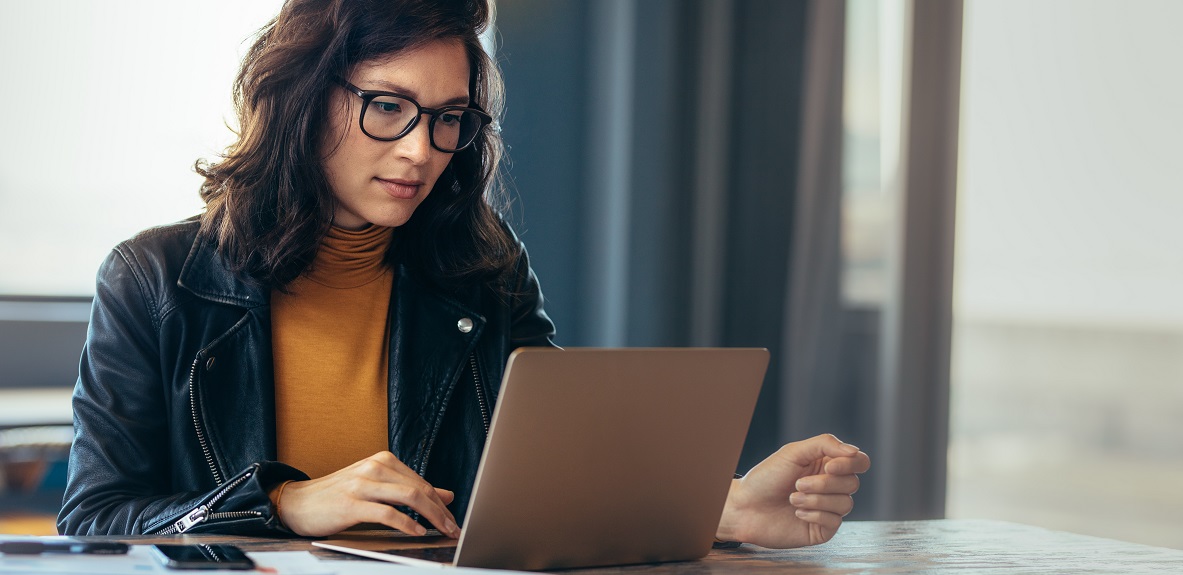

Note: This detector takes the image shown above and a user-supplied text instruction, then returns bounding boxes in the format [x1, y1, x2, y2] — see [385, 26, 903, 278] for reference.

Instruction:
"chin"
[335, 194, 430, 230]
[369, 205, 421, 229]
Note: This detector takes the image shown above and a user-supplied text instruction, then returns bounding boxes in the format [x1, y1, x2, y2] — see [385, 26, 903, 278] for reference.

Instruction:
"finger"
[355, 501, 428, 536]
[350, 458, 458, 529]
[777, 434, 861, 468]
[349, 467, 456, 518]
[795, 473, 860, 495]
[823, 451, 871, 475]
[350, 477, 452, 519]
[789, 492, 855, 517]
[370, 480, 460, 538]
[793, 508, 844, 531]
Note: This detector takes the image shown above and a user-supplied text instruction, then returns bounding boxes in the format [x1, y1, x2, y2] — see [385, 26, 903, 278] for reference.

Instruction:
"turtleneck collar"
[303, 224, 395, 289]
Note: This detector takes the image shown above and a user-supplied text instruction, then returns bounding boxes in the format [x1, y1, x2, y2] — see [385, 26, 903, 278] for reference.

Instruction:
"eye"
[373, 101, 402, 114]
[438, 112, 463, 126]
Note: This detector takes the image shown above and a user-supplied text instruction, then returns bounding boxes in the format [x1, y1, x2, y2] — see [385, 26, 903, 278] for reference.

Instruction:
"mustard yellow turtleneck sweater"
[271, 224, 394, 479]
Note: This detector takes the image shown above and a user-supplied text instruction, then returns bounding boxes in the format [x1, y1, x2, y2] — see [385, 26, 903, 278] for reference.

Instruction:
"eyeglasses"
[337, 80, 492, 153]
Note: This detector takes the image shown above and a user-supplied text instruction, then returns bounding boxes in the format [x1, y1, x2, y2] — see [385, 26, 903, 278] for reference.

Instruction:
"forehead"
[351, 39, 471, 103]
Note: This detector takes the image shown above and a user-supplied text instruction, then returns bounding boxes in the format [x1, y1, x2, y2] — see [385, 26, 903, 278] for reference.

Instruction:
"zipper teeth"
[470, 354, 490, 434]
[207, 511, 263, 521]
[207, 470, 253, 508]
[189, 355, 223, 485]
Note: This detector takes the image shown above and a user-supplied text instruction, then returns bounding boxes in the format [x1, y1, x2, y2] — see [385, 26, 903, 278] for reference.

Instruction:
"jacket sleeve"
[57, 246, 306, 536]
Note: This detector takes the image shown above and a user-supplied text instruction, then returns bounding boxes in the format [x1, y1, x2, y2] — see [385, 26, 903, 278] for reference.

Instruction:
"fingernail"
[796, 479, 812, 492]
[789, 492, 805, 505]
[415, 525, 427, 536]
[446, 520, 459, 536]
[842, 443, 860, 453]
[795, 508, 808, 519]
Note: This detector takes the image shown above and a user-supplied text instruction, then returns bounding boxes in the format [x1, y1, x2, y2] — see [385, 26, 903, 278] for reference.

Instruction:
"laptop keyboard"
[380, 546, 458, 563]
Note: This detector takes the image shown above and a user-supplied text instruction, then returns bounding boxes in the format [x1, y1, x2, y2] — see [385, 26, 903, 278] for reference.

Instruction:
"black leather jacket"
[57, 218, 555, 536]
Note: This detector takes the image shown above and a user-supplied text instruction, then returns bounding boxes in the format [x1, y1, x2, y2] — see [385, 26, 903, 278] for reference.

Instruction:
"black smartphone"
[150, 544, 255, 570]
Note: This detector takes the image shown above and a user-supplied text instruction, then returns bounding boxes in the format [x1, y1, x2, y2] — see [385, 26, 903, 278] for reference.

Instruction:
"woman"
[58, 0, 869, 548]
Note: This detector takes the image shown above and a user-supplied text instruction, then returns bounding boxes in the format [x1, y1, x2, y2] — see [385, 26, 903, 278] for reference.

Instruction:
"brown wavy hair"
[196, 0, 517, 291]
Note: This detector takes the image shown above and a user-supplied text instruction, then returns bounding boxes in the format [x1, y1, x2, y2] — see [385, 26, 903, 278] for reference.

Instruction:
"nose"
[394, 114, 434, 164]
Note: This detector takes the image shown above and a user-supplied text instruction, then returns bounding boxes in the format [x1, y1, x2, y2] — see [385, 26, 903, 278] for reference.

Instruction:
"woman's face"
[321, 39, 471, 230]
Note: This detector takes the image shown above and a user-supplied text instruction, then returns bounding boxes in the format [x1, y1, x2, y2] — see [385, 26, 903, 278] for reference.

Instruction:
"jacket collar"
[178, 235, 269, 308]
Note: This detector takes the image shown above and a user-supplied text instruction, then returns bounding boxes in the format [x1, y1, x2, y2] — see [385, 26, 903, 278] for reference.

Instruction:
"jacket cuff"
[190, 461, 309, 536]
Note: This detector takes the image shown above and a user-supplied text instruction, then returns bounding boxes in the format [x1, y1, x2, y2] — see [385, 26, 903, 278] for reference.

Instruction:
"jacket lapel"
[177, 238, 276, 480]
[388, 266, 486, 474]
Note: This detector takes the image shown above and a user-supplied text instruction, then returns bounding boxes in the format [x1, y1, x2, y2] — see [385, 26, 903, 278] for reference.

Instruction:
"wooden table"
[76, 519, 1182, 573]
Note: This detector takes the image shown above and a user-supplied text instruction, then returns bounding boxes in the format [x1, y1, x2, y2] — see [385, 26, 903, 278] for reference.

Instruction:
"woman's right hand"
[275, 451, 461, 538]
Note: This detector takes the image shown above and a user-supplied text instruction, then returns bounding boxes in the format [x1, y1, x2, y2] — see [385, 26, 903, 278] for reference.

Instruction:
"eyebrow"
[360, 79, 471, 107]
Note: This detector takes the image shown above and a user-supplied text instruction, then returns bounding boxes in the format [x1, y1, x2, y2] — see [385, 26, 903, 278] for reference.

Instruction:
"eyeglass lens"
[362, 95, 483, 152]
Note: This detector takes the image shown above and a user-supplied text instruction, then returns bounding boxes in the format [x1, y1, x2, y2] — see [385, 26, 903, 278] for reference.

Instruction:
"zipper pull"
[173, 505, 209, 534]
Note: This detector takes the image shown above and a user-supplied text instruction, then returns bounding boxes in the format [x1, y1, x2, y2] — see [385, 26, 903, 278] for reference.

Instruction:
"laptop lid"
[453, 347, 767, 570]
[315, 347, 767, 571]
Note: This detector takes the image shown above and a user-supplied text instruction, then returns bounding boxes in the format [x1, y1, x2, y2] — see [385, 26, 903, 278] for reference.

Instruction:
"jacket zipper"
[152, 469, 261, 535]
[419, 352, 488, 477]
[189, 354, 223, 486]
[470, 353, 490, 434]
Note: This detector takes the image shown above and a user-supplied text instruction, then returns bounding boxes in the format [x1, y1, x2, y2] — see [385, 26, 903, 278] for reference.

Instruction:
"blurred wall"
[949, 0, 1183, 549]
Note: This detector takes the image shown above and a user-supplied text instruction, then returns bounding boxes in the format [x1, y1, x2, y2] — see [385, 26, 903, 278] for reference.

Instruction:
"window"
[0, 1, 283, 295]
[948, 0, 1183, 548]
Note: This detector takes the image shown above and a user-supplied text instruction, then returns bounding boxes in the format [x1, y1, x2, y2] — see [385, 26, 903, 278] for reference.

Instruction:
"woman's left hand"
[715, 434, 871, 548]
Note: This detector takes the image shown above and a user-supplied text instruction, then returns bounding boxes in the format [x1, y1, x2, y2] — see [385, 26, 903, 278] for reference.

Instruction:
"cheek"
[324, 133, 382, 190]
[320, 97, 369, 181]
[321, 148, 352, 199]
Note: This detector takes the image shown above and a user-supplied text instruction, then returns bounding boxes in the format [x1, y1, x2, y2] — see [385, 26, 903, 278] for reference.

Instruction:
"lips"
[376, 177, 423, 200]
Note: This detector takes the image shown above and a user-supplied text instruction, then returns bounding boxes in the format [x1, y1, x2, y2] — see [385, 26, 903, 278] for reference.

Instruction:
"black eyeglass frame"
[337, 80, 492, 153]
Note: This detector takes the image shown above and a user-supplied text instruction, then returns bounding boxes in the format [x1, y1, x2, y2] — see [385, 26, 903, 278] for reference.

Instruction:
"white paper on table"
[0, 546, 333, 575]
[315, 559, 536, 574]
[0, 544, 160, 575]
[249, 551, 335, 574]
[0, 546, 533, 575]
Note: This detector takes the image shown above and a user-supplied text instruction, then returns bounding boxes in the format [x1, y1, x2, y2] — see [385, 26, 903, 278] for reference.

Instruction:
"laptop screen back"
[455, 347, 768, 571]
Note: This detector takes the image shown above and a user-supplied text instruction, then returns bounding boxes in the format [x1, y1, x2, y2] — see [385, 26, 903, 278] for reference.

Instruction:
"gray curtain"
[496, 0, 961, 520]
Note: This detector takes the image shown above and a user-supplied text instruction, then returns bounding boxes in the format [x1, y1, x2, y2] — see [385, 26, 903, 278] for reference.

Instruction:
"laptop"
[313, 347, 768, 571]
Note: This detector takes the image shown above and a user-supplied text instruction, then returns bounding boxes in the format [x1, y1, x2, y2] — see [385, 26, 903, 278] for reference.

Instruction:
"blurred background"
[0, 0, 1179, 549]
